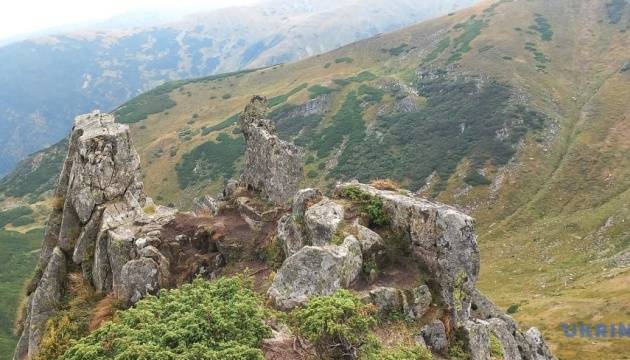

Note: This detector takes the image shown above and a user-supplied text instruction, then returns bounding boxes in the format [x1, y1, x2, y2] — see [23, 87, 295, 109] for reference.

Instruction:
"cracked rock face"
[336, 182, 479, 322]
[239, 96, 304, 206]
[14, 112, 178, 360]
[267, 235, 362, 310]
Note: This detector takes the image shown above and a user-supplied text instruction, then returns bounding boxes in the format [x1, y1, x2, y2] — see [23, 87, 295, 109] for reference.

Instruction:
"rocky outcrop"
[267, 235, 362, 310]
[238, 96, 304, 206]
[336, 182, 479, 322]
[14, 247, 66, 360]
[13, 112, 223, 360]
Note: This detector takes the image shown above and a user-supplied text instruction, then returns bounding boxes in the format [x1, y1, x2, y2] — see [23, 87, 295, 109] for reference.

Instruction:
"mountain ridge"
[1, 0, 630, 358]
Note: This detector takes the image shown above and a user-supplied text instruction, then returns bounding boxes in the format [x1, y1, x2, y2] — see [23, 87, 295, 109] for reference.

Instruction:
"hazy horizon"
[0, 0, 262, 42]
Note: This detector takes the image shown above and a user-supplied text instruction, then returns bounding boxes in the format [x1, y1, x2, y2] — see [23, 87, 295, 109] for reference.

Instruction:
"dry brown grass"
[67, 272, 95, 306]
[370, 178, 400, 191]
[50, 196, 65, 210]
[89, 294, 118, 331]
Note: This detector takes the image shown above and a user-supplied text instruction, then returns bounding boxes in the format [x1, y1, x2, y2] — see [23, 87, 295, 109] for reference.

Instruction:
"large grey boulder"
[239, 96, 304, 206]
[337, 182, 478, 322]
[268, 235, 362, 310]
[304, 198, 345, 246]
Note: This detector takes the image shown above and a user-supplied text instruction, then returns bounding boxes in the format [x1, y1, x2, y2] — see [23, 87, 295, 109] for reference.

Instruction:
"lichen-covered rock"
[267, 235, 362, 310]
[421, 320, 448, 355]
[402, 285, 432, 319]
[369, 287, 402, 313]
[119, 258, 159, 305]
[14, 247, 66, 360]
[304, 198, 344, 246]
[522, 327, 556, 360]
[292, 188, 323, 219]
[277, 214, 306, 257]
[353, 222, 384, 259]
[239, 96, 304, 206]
[368, 285, 431, 319]
[462, 320, 491, 360]
[336, 182, 478, 322]
[487, 318, 521, 360]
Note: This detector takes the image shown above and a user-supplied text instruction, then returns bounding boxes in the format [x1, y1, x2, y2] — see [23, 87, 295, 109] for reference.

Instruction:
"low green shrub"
[490, 333, 504, 358]
[463, 172, 491, 186]
[506, 303, 520, 314]
[292, 290, 376, 359]
[61, 277, 270, 360]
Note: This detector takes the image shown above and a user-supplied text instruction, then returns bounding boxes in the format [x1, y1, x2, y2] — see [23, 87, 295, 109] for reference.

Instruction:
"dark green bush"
[268, 83, 308, 107]
[358, 85, 385, 103]
[529, 14, 553, 41]
[175, 134, 244, 188]
[61, 277, 271, 360]
[335, 57, 354, 64]
[463, 172, 491, 186]
[292, 290, 376, 359]
[349, 71, 377, 82]
[506, 303, 520, 314]
[0, 206, 33, 228]
[307, 85, 336, 99]
[10, 215, 35, 227]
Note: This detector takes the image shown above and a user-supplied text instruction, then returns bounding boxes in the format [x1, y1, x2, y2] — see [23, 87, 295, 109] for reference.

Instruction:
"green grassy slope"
[0, 229, 42, 356]
[1, 0, 630, 358]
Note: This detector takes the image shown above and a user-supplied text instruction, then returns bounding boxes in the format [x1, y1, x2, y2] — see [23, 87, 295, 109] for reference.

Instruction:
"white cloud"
[0, 0, 261, 40]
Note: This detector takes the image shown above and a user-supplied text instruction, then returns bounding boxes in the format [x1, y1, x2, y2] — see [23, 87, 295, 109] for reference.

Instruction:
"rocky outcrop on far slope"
[238, 96, 304, 206]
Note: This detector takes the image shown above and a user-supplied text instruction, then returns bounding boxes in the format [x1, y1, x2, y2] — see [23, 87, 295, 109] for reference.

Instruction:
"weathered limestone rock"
[268, 235, 362, 310]
[277, 214, 306, 257]
[462, 320, 492, 360]
[402, 285, 432, 319]
[21, 247, 66, 359]
[292, 188, 323, 219]
[239, 96, 304, 206]
[336, 182, 479, 322]
[487, 318, 521, 360]
[353, 222, 384, 259]
[304, 198, 345, 246]
[522, 328, 556, 360]
[119, 258, 159, 305]
[368, 285, 431, 319]
[421, 320, 449, 355]
[369, 287, 402, 313]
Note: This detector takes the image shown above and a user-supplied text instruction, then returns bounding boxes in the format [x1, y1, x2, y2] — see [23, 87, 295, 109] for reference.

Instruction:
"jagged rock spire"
[239, 96, 304, 206]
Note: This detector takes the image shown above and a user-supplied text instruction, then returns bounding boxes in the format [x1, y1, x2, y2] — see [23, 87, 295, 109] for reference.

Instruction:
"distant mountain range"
[0, 0, 476, 176]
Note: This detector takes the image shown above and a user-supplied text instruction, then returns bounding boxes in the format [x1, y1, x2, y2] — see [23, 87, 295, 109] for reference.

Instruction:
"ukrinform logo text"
[561, 323, 630, 338]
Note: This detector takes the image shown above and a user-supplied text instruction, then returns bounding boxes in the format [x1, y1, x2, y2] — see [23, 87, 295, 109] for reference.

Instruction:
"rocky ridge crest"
[14, 99, 555, 360]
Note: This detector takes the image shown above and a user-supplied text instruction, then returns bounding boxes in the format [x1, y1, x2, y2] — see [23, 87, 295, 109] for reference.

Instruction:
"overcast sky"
[0, 0, 261, 41]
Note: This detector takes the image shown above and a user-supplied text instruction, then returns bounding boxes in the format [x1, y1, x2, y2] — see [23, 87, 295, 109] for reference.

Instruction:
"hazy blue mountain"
[0, 0, 476, 176]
